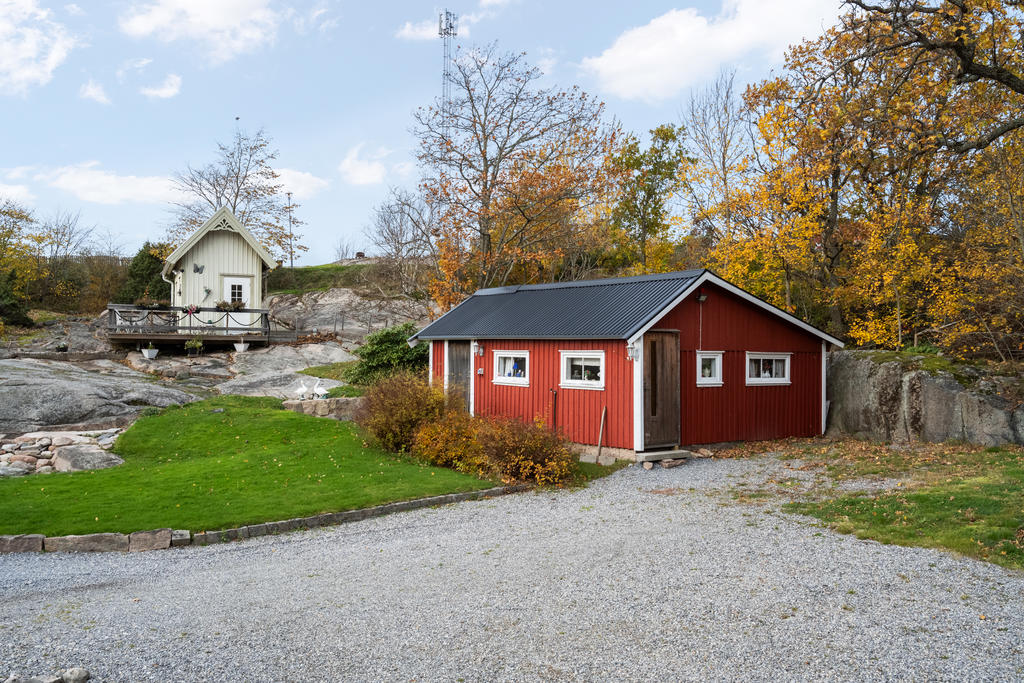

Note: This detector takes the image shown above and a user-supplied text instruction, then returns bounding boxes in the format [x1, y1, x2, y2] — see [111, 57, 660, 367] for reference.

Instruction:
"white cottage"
[161, 207, 277, 317]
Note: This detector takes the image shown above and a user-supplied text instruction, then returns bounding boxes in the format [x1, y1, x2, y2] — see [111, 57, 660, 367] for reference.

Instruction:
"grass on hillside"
[0, 396, 496, 536]
[266, 263, 367, 295]
[720, 437, 1024, 570]
[299, 361, 365, 397]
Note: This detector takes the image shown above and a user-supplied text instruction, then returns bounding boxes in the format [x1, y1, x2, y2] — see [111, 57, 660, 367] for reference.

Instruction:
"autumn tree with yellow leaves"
[684, 0, 1024, 358]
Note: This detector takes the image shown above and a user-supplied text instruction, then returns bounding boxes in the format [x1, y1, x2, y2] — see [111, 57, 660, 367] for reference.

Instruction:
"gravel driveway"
[2, 456, 1023, 681]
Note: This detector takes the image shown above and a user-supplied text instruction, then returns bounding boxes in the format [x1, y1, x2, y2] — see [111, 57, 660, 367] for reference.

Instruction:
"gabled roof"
[411, 269, 844, 347]
[161, 206, 277, 278]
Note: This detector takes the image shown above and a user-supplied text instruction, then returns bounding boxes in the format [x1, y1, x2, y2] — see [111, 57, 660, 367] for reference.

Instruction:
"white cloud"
[391, 160, 416, 180]
[581, 0, 840, 103]
[535, 47, 556, 75]
[116, 56, 151, 82]
[0, 182, 34, 202]
[479, 0, 512, 7]
[4, 166, 34, 180]
[338, 145, 389, 186]
[63, 3, 83, 15]
[0, 0, 77, 95]
[140, 73, 181, 98]
[277, 168, 329, 200]
[395, 18, 436, 41]
[119, 0, 279, 62]
[35, 161, 179, 205]
[287, 4, 337, 34]
[79, 78, 110, 104]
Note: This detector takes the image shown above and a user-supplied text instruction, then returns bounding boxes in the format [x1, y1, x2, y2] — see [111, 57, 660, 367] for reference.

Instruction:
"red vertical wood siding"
[471, 339, 633, 449]
[430, 340, 445, 384]
[653, 282, 822, 445]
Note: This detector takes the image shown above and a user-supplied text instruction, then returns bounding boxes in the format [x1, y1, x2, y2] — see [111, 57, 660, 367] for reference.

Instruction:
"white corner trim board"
[632, 341, 644, 452]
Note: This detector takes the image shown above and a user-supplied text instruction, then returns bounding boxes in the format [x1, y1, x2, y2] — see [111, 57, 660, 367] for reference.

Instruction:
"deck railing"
[106, 304, 270, 338]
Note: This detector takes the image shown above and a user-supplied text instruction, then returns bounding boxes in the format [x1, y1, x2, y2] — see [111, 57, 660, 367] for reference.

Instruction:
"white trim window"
[493, 350, 530, 386]
[696, 351, 723, 387]
[746, 352, 791, 385]
[560, 350, 605, 390]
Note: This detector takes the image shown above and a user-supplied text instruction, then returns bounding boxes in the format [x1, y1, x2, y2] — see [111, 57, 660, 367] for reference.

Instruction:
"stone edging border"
[0, 484, 530, 554]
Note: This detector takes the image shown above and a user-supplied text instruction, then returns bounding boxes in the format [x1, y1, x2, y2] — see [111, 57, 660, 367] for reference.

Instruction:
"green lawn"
[266, 263, 368, 295]
[787, 446, 1024, 570]
[0, 396, 496, 536]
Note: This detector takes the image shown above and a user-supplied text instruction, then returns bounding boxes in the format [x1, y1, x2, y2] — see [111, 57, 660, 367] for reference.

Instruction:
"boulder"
[828, 351, 1024, 446]
[0, 358, 196, 433]
[44, 533, 129, 552]
[0, 534, 44, 552]
[129, 528, 172, 552]
[230, 342, 355, 375]
[0, 464, 29, 477]
[52, 445, 124, 472]
[61, 668, 90, 683]
[266, 287, 426, 334]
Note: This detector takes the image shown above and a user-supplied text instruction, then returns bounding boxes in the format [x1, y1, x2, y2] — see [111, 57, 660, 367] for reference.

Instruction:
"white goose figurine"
[294, 380, 309, 400]
[312, 378, 328, 399]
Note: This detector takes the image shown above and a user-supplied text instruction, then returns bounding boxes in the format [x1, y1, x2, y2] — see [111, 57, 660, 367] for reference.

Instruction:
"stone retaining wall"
[0, 485, 526, 553]
[281, 396, 363, 420]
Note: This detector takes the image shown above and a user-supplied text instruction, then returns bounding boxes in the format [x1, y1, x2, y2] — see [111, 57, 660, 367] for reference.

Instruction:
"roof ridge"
[475, 269, 705, 295]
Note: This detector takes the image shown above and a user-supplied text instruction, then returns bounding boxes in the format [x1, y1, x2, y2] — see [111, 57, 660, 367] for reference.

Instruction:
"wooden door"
[643, 330, 680, 449]
[447, 341, 471, 412]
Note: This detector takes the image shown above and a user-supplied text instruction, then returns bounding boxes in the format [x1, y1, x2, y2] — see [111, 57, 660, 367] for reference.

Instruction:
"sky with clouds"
[1, 0, 843, 264]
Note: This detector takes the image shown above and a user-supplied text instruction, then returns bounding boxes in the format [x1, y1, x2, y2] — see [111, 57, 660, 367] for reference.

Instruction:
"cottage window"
[230, 284, 244, 304]
[746, 352, 791, 385]
[559, 350, 605, 390]
[696, 351, 723, 387]
[493, 350, 529, 386]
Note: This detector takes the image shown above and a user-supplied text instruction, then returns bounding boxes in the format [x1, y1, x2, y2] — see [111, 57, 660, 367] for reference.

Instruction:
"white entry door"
[222, 276, 252, 329]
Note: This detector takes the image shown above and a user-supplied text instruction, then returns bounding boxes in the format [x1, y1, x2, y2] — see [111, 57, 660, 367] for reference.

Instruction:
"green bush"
[904, 343, 942, 355]
[344, 322, 428, 384]
[116, 242, 170, 304]
[326, 384, 365, 398]
[355, 371, 447, 452]
[411, 412, 574, 486]
[0, 269, 32, 327]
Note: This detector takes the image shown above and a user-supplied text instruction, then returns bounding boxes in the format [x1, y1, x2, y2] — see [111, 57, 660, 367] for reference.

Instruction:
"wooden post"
[597, 406, 607, 460]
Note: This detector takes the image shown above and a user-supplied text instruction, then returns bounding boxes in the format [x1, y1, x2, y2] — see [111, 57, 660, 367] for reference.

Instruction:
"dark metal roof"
[413, 270, 705, 341]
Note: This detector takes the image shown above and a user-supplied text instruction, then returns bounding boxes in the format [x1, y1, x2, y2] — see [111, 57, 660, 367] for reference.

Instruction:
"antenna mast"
[439, 9, 458, 159]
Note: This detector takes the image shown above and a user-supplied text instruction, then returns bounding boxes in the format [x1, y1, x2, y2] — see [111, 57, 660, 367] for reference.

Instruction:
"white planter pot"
[234, 342, 250, 352]
[141, 348, 159, 360]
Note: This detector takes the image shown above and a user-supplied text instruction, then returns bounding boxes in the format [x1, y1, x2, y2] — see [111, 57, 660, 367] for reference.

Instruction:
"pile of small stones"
[3, 667, 90, 683]
[0, 430, 122, 477]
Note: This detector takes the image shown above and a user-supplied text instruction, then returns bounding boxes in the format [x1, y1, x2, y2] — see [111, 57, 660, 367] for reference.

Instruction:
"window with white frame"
[559, 350, 605, 389]
[746, 352, 791, 385]
[493, 350, 529, 386]
[696, 351, 723, 386]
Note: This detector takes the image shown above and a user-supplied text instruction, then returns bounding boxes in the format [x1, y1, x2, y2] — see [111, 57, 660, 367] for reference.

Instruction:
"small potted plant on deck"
[141, 341, 159, 360]
[185, 335, 204, 358]
[234, 336, 249, 353]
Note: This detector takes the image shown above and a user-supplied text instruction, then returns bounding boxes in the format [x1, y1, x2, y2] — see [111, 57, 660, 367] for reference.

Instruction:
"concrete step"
[636, 449, 696, 463]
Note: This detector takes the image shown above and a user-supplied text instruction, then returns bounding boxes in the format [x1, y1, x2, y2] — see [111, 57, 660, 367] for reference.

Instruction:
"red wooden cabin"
[410, 270, 844, 455]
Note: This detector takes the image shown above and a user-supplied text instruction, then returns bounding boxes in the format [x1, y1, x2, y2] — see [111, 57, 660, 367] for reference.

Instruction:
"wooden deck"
[106, 304, 270, 344]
